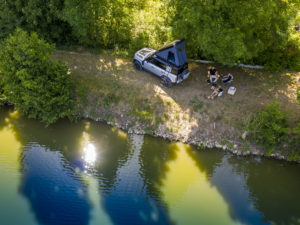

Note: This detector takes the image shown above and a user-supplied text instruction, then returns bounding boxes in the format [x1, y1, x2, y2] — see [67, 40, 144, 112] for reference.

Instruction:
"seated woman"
[222, 73, 233, 85]
[208, 86, 223, 99]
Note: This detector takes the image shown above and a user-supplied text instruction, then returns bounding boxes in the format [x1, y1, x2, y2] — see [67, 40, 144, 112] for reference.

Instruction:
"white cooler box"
[228, 86, 236, 95]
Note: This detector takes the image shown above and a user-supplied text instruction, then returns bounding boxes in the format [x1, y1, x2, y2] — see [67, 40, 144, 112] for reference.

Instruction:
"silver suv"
[133, 40, 190, 87]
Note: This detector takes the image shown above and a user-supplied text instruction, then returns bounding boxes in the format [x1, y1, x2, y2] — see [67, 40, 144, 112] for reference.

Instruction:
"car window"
[148, 58, 166, 70]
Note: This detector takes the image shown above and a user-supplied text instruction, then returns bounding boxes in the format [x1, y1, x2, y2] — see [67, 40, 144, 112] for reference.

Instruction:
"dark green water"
[0, 108, 299, 225]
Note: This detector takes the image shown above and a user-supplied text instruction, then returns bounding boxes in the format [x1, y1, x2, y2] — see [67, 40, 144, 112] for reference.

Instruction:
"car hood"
[135, 48, 156, 61]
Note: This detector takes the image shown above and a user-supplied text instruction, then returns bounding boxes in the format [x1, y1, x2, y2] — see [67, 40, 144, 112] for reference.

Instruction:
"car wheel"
[161, 76, 173, 87]
[134, 60, 143, 71]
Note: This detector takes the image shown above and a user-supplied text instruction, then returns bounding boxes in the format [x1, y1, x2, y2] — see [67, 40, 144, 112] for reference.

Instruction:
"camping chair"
[222, 73, 233, 86]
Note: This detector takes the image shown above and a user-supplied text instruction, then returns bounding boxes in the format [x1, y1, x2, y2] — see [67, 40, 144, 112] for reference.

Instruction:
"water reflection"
[83, 143, 97, 166]
[211, 156, 268, 225]
[83, 175, 112, 225]
[158, 143, 241, 225]
[20, 144, 90, 225]
[103, 134, 172, 225]
[0, 107, 300, 225]
[226, 157, 300, 225]
[80, 128, 97, 169]
[0, 110, 37, 225]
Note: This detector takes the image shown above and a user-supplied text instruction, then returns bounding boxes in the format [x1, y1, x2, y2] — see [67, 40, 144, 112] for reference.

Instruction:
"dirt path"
[52, 50, 300, 159]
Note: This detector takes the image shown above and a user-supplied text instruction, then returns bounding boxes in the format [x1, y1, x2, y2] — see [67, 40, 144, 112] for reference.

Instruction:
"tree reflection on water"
[1, 107, 300, 225]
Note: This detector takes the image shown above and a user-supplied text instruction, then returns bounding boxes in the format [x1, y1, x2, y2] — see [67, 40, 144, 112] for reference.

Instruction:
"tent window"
[167, 51, 175, 64]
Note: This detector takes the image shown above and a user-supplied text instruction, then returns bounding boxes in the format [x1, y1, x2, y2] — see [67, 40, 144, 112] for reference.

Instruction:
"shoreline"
[82, 113, 296, 163]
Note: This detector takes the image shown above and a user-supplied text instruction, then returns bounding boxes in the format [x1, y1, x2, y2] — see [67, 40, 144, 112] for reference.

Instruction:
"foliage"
[129, 0, 172, 53]
[0, 29, 74, 125]
[295, 123, 300, 136]
[288, 122, 300, 159]
[169, 0, 300, 68]
[297, 87, 300, 104]
[0, 0, 19, 40]
[259, 33, 300, 71]
[0, 75, 7, 106]
[0, 0, 72, 43]
[1, 0, 300, 70]
[60, 0, 132, 48]
[130, 100, 153, 123]
[247, 102, 289, 150]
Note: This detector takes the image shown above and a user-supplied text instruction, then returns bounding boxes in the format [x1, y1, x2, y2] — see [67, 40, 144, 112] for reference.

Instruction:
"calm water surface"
[0, 108, 299, 225]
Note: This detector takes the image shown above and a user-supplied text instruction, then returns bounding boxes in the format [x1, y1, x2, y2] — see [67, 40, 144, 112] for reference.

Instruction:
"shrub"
[247, 102, 289, 150]
[287, 122, 300, 160]
[0, 28, 74, 125]
[297, 87, 300, 104]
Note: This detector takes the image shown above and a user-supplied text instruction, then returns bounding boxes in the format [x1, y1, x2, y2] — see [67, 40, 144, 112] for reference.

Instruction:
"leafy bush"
[297, 87, 300, 104]
[0, 28, 74, 125]
[259, 39, 300, 71]
[247, 102, 289, 150]
[287, 122, 300, 160]
[128, 32, 150, 55]
[171, 0, 300, 69]
[0, 0, 72, 43]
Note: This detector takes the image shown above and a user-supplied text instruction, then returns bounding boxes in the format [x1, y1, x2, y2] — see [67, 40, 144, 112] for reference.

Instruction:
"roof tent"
[154, 39, 188, 69]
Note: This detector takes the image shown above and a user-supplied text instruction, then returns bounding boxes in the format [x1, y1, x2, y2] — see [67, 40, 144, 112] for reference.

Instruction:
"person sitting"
[207, 66, 219, 86]
[208, 66, 217, 76]
[208, 86, 223, 99]
[222, 73, 233, 85]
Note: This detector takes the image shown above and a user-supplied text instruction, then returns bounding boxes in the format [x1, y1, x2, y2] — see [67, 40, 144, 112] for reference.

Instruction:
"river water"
[0, 108, 299, 225]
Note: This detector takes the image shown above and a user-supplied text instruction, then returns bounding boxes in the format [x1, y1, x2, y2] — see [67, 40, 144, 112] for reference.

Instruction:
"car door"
[144, 58, 166, 77]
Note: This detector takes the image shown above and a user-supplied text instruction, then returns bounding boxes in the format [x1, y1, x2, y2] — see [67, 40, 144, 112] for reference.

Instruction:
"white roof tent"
[154, 39, 188, 70]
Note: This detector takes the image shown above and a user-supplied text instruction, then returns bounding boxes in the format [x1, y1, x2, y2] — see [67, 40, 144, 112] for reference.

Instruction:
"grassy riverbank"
[52, 49, 300, 161]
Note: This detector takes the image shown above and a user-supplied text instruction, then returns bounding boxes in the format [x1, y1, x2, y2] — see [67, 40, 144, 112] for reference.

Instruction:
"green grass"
[287, 153, 300, 161]
[242, 144, 250, 152]
[221, 140, 227, 146]
[215, 114, 222, 121]
[101, 93, 121, 108]
[189, 96, 204, 112]
[164, 113, 170, 120]
[228, 144, 234, 149]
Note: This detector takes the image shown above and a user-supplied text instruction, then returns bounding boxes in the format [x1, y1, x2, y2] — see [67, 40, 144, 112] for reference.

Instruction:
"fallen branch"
[189, 59, 264, 69]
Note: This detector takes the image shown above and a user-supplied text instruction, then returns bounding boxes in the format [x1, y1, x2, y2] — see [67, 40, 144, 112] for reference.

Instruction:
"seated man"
[208, 66, 217, 76]
[222, 73, 233, 85]
[208, 86, 223, 99]
[207, 66, 219, 86]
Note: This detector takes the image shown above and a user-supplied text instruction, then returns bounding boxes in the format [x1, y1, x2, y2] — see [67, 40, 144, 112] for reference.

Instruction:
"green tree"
[169, 0, 300, 68]
[247, 102, 289, 150]
[0, 0, 20, 39]
[61, 0, 132, 48]
[0, 0, 72, 43]
[0, 28, 74, 125]
[129, 0, 172, 53]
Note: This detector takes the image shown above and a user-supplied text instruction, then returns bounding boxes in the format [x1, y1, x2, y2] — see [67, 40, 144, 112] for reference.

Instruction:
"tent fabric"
[155, 40, 187, 68]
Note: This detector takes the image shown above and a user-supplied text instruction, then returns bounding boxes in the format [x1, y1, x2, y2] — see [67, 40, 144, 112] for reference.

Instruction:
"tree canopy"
[170, 0, 300, 69]
[0, 0, 299, 69]
[0, 28, 74, 125]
